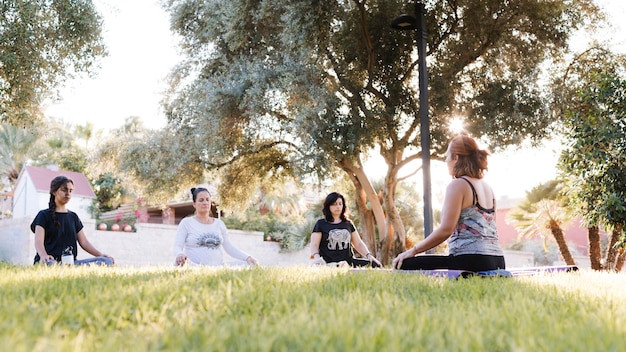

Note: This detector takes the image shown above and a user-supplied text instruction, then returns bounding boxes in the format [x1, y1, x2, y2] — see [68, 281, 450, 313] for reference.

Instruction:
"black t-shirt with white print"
[312, 219, 355, 263]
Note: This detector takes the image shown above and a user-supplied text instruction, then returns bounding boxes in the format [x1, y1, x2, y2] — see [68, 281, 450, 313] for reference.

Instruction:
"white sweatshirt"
[173, 217, 250, 266]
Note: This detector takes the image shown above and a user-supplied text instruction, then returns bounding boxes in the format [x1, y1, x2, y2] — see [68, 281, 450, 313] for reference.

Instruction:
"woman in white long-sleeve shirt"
[173, 187, 259, 267]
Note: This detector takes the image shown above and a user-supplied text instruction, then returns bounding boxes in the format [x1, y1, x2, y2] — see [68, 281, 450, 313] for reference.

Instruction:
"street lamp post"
[392, 2, 434, 240]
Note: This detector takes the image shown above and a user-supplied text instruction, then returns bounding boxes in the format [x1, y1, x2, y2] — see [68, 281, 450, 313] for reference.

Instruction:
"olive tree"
[148, 0, 599, 263]
[0, 0, 106, 125]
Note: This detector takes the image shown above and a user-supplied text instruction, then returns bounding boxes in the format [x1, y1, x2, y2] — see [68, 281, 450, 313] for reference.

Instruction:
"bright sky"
[486, 0, 626, 199]
[43, 0, 179, 131]
[43, 0, 626, 199]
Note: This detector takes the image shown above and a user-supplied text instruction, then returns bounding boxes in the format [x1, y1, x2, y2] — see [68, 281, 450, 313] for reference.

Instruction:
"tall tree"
[0, 0, 106, 125]
[559, 69, 626, 272]
[549, 45, 626, 271]
[156, 0, 597, 263]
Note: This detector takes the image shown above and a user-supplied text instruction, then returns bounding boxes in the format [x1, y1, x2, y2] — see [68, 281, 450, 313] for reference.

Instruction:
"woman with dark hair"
[392, 135, 505, 272]
[31, 176, 114, 265]
[174, 187, 258, 267]
[310, 192, 381, 267]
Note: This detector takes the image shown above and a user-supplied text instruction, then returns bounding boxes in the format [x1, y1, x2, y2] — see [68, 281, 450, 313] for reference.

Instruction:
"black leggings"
[348, 257, 382, 268]
[398, 254, 505, 272]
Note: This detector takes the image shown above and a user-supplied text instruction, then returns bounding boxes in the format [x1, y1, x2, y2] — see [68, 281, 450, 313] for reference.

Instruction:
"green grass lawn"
[1, 264, 624, 351]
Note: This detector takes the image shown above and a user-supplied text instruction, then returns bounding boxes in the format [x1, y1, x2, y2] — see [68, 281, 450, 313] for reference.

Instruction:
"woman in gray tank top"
[392, 135, 505, 272]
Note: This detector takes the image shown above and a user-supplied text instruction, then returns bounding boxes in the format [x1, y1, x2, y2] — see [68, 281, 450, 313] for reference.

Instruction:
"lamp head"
[391, 14, 417, 30]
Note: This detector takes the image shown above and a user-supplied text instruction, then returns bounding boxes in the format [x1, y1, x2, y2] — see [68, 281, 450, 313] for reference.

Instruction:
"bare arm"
[309, 231, 327, 264]
[351, 231, 382, 266]
[392, 179, 466, 269]
[34, 225, 54, 263]
[77, 230, 113, 262]
[310, 232, 322, 259]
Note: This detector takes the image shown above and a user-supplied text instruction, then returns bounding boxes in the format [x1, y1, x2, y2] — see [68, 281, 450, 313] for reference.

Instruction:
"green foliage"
[28, 120, 93, 173]
[91, 172, 127, 212]
[264, 214, 319, 252]
[0, 122, 44, 184]
[224, 210, 288, 236]
[92, 118, 204, 206]
[559, 71, 626, 233]
[73, 122, 94, 148]
[223, 207, 314, 252]
[1, 266, 625, 351]
[52, 148, 89, 173]
[508, 180, 572, 239]
[157, 0, 601, 257]
[1, 119, 97, 192]
[0, 0, 106, 125]
[221, 181, 323, 252]
[507, 179, 579, 264]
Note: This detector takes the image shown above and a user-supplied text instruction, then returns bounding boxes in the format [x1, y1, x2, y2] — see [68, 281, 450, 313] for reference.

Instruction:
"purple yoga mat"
[400, 269, 475, 279]
[507, 265, 579, 277]
[349, 268, 474, 279]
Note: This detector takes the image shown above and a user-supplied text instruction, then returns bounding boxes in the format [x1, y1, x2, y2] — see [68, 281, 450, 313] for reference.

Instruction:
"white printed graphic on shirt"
[196, 232, 222, 249]
[327, 229, 351, 250]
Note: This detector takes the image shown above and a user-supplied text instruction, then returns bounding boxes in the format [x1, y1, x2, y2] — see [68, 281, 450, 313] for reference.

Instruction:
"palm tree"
[507, 180, 576, 265]
[255, 183, 306, 217]
[0, 123, 44, 185]
[74, 122, 94, 149]
[120, 116, 144, 137]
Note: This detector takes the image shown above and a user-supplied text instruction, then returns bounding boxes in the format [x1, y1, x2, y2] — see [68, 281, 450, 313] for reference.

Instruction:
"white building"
[12, 165, 96, 221]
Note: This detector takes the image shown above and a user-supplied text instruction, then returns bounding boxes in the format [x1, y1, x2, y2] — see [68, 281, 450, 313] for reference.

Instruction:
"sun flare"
[448, 117, 465, 134]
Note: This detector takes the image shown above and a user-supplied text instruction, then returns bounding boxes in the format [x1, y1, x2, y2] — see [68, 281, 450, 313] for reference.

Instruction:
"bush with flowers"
[95, 198, 150, 232]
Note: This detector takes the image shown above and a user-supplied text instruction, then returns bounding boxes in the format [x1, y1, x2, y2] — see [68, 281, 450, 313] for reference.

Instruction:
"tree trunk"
[385, 219, 394, 264]
[549, 219, 576, 265]
[615, 248, 625, 272]
[353, 182, 377, 256]
[338, 157, 387, 261]
[383, 176, 407, 259]
[604, 225, 621, 271]
[587, 226, 603, 270]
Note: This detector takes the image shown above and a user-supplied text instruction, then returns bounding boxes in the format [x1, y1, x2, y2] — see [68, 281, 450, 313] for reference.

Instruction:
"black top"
[312, 219, 356, 263]
[30, 210, 83, 263]
[459, 177, 494, 213]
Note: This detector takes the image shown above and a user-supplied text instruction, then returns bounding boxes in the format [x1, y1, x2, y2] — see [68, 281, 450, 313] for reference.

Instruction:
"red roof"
[21, 166, 96, 198]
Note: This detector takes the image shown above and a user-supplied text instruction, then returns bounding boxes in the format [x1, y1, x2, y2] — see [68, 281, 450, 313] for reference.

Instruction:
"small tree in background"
[91, 172, 127, 213]
[507, 180, 577, 266]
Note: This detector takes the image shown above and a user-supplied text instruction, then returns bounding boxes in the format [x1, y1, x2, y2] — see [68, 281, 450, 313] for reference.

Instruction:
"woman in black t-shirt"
[31, 175, 114, 266]
[310, 192, 381, 267]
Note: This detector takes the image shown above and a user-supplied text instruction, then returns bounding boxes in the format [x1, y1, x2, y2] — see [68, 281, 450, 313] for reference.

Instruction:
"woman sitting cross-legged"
[310, 192, 382, 268]
[392, 135, 506, 272]
[174, 187, 259, 267]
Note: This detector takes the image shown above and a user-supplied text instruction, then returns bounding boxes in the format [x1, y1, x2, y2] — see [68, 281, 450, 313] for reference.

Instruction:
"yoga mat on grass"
[349, 265, 578, 279]
[349, 268, 498, 279]
[506, 265, 578, 276]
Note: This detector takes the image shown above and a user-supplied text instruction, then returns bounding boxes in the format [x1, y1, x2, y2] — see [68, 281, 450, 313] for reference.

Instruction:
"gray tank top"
[448, 177, 503, 256]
